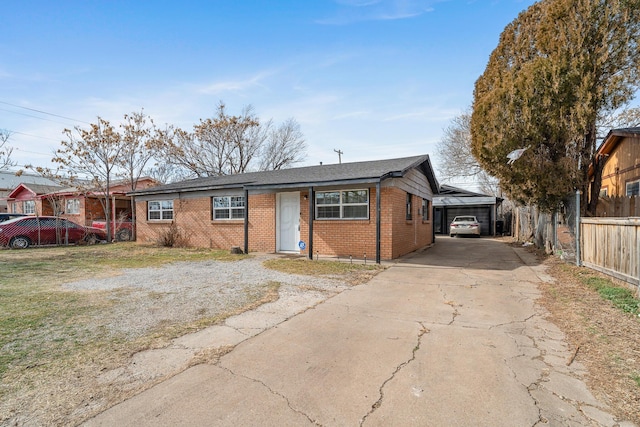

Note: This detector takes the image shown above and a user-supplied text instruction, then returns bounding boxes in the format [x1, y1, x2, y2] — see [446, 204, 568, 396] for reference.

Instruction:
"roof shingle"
[133, 155, 438, 195]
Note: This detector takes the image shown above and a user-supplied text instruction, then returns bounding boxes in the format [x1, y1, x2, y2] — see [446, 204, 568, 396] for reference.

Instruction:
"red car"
[0, 216, 107, 249]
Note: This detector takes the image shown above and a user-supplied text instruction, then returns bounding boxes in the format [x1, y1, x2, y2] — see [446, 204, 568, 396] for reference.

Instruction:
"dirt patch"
[539, 257, 640, 425]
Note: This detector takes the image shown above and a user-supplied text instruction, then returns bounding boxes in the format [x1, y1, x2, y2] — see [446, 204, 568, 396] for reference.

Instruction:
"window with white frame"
[10, 202, 17, 214]
[406, 193, 413, 220]
[422, 198, 430, 221]
[316, 189, 369, 219]
[23, 200, 35, 214]
[66, 198, 80, 214]
[148, 200, 174, 220]
[213, 196, 245, 220]
[626, 180, 640, 197]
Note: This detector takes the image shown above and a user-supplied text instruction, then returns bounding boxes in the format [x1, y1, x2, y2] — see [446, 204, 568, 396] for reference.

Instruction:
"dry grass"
[0, 243, 257, 426]
[539, 257, 640, 424]
[262, 257, 385, 285]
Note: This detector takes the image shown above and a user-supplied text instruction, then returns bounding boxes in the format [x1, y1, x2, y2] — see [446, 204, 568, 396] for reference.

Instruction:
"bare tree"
[161, 101, 305, 177]
[259, 118, 307, 171]
[118, 110, 164, 239]
[0, 129, 16, 170]
[436, 110, 485, 180]
[436, 110, 499, 192]
[597, 106, 640, 140]
[35, 118, 125, 241]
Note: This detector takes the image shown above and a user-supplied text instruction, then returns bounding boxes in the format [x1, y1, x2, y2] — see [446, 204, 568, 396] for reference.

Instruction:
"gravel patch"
[63, 254, 351, 337]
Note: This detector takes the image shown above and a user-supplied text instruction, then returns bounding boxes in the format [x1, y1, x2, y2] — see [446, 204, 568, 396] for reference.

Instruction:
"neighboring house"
[0, 171, 59, 212]
[6, 183, 65, 216]
[591, 127, 640, 198]
[433, 185, 503, 236]
[5, 177, 158, 228]
[131, 155, 439, 262]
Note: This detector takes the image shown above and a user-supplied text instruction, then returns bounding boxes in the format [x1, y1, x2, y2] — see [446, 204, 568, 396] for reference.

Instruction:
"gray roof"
[132, 155, 439, 196]
[0, 171, 59, 190]
[433, 184, 502, 207]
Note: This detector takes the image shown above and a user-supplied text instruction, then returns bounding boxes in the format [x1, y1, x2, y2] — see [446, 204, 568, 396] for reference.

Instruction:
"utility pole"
[334, 149, 343, 164]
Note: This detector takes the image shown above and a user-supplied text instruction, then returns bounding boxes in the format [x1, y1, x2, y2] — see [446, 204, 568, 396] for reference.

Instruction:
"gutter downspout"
[244, 188, 249, 254]
[308, 187, 314, 260]
[376, 179, 382, 264]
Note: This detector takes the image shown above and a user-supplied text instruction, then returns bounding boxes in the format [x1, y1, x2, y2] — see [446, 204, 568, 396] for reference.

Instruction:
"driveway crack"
[218, 365, 323, 426]
[360, 322, 429, 426]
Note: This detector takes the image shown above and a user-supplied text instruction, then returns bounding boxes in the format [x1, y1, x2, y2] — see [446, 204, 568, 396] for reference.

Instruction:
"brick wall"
[385, 188, 433, 258]
[248, 193, 276, 252]
[135, 186, 433, 260]
[136, 197, 247, 249]
[300, 188, 379, 259]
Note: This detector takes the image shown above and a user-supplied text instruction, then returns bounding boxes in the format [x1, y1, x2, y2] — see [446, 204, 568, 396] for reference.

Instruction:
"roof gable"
[589, 127, 640, 177]
[7, 183, 65, 199]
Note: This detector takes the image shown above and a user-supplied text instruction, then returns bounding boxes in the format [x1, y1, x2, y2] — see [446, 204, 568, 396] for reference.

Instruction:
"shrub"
[156, 222, 189, 248]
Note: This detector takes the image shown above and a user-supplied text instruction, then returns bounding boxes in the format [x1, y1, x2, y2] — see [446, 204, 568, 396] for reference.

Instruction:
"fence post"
[575, 190, 581, 267]
[637, 226, 640, 297]
[552, 210, 558, 254]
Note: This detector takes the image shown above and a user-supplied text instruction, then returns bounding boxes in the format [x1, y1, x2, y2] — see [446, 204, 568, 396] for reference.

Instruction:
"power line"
[2, 129, 62, 143]
[0, 100, 91, 125]
[0, 107, 78, 127]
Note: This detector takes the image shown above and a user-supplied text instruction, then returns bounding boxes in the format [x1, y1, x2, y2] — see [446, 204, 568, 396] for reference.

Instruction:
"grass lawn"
[0, 243, 247, 377]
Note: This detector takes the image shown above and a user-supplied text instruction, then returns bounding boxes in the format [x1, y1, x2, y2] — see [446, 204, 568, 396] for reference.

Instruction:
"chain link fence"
[0, 216, 107, 249]
[512, 192, 579, 264]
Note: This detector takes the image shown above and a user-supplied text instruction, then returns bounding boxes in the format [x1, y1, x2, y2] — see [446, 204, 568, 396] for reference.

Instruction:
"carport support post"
[308, 187, 314, 260]
[376, 180, 381, 264]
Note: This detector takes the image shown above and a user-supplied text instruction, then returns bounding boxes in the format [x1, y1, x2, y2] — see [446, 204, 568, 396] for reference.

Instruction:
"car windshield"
[453, 216, 476, 222]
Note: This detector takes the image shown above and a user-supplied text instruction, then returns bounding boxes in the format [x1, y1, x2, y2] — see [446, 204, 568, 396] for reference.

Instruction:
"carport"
[433, 185, 502, 236]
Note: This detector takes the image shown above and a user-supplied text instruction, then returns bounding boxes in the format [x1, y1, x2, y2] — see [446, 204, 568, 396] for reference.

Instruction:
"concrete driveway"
[84, 237, 623, 426]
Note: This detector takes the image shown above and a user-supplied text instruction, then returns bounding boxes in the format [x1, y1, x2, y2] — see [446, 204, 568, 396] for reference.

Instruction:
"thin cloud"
[331, 110, 371, 120]
[197, 69, 279, 95]
[383, 107, 459, 122]
[317, 0, 438, 25]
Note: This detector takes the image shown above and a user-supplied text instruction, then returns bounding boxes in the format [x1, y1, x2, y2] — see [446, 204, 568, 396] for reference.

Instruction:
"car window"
[17, 218, 39, 227]
[39, 218, 60, 227]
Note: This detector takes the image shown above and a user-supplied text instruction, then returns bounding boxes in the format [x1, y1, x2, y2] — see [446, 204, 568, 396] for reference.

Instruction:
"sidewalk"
[84, 238, 622, 426]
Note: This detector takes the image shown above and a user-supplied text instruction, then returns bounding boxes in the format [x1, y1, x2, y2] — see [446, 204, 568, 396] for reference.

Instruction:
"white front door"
[277, 192, 300, 252]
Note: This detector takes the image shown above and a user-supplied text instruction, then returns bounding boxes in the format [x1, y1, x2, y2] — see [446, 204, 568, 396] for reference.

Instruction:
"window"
[66, 199, 80, 214]
[148, 200, 174, 220]
[406, 193, 413, 220]
[10, 202, 17, 214]
[422, 198, 430, 221]
[316, 189, 368, 219]
[23, 200, 35, 214]
[213, 196, 245, 220]
[626, 180, 640, 197]
[599, 187, 608, 197]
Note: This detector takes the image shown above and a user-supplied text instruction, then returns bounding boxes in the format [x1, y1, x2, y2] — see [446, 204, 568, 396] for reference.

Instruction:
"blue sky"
[1, 0, 536, 186]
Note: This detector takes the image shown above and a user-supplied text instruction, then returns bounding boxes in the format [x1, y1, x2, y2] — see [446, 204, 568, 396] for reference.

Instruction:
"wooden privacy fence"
[581, 217, 640, 288]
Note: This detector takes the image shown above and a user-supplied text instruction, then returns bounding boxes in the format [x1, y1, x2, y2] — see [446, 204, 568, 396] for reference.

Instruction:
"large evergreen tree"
[471, 0, 640, 213]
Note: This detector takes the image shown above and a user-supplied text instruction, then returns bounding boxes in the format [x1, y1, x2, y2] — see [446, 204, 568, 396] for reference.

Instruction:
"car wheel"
[116, 228, 132, 241]
[10, 236, 31, 249]
[84, 234, 99, 245]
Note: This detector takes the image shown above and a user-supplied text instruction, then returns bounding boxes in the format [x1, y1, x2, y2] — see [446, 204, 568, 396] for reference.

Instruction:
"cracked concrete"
[84, 237, 632, 427]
